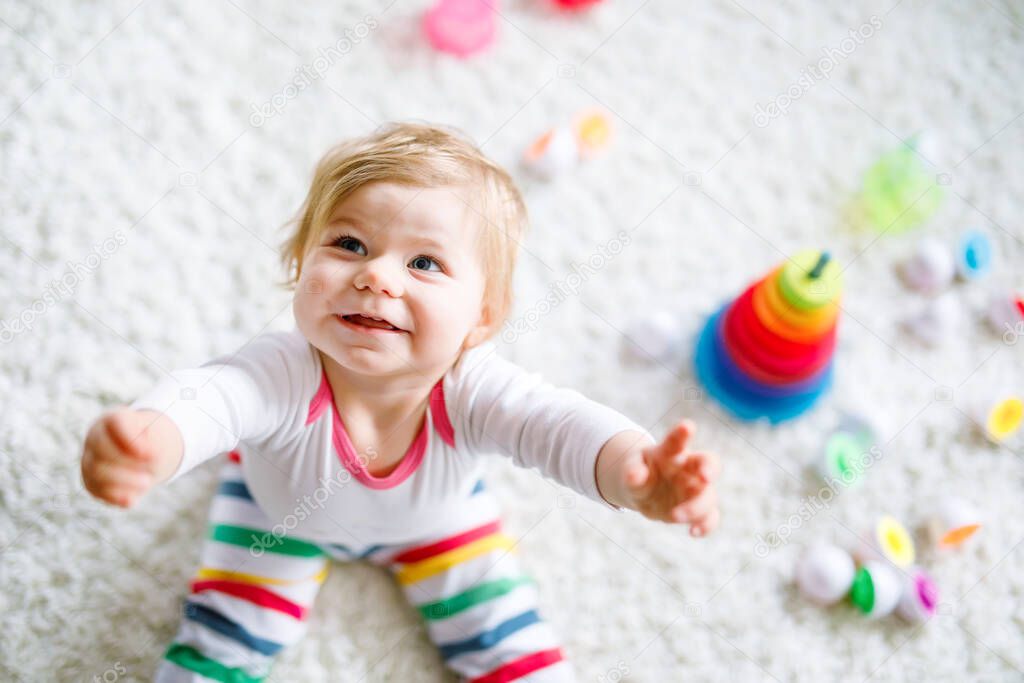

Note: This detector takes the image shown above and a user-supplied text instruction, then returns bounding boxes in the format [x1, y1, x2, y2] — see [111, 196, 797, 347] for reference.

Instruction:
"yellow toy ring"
[762, 269, 839, 335]
[752, 276, 837, 344]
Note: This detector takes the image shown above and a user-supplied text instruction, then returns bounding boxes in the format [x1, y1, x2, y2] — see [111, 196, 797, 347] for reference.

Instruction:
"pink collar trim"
[305, 368, 455, 489]
[305, 373, 333, 426]
[430, 381, 455, 449]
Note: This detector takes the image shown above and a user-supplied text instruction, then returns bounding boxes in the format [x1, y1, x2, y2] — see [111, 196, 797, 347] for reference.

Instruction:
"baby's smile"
[336, 312, 406, 333]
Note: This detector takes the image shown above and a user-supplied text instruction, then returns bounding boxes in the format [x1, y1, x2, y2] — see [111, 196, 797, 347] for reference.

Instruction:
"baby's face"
[293, 181, 491, 379]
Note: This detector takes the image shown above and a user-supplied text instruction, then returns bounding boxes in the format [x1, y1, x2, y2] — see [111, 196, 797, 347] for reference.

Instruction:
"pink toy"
[897, 567, 939, 623]
[552, 0, 604, 9]
[424, 0, 497, 57]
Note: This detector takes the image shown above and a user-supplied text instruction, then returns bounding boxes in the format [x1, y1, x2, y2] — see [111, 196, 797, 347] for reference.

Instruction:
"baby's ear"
[462, 302, 496, 350]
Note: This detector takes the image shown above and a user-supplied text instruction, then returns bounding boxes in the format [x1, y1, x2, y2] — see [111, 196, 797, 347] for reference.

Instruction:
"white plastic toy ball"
[896, 567, 939, 623]
[986, 290, 1024, 337]
[849, 560, 902, 619]
[928, 497, 982, 550]
[901, 238, 955, 294]
[855, 515, 915, 568]
[796, 544, 856, 606]
[903, 292, 960, 347]
[522, 125, 578, 179]
[624, 310, 683, 364]
[912, 130, 943, 166]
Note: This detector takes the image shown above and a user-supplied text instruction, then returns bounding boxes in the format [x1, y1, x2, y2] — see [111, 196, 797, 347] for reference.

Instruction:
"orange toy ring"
[761, 268, 839, 334]
[752, 276, 838, 344]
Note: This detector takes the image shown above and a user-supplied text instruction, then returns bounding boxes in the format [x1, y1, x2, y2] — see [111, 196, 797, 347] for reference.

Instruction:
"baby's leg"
[155, 451, 330, 682]
[380, 487, 575, 682]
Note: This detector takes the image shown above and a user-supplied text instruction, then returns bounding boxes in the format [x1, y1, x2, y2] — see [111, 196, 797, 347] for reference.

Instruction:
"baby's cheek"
[436, 294, 477, 331]
[413, 298, 465, 347]
[291, 294, 315, 341]
[298, 260, 331, 292]
[292, 272, 328, 330]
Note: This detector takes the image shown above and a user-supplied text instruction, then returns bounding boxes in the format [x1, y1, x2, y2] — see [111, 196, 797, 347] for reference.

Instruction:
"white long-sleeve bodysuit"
[140, 329, 653, 682]
[130, 329, 649, 547]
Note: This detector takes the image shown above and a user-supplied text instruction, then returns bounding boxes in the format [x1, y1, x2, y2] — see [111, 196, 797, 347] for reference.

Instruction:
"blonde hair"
[280, 122, 528, 341]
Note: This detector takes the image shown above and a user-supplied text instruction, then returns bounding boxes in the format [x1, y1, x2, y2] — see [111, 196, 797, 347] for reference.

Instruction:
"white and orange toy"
[928, 498, 982, 551]
[523, 109, 613, 178]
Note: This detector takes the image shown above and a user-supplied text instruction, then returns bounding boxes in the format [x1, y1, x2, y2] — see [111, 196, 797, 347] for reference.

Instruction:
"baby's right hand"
[81, 408, 183, 508]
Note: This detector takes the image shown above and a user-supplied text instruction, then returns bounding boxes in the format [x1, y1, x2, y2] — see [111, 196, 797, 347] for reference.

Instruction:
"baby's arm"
[449, 344, 646, 505]
[80, 332, 304, 508]
[449, 343, 721, 534]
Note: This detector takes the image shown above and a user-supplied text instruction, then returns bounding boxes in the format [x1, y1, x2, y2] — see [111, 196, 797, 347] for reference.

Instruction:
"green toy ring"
[779, 250, 843, 311]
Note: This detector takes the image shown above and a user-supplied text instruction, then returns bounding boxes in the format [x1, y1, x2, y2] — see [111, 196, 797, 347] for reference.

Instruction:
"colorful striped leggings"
[154, 453, 575, 682]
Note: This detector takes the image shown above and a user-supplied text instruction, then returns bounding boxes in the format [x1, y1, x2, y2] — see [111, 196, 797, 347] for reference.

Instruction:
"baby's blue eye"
[335, 236, 366, 255]
[409, 255, 442, 272]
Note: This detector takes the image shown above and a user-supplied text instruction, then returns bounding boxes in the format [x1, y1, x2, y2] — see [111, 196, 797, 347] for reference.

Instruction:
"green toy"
[861, 137, 944, 234]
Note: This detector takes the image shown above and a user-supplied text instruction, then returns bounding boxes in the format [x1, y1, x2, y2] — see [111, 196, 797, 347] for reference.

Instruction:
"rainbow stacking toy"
[694, 249, 843, 423]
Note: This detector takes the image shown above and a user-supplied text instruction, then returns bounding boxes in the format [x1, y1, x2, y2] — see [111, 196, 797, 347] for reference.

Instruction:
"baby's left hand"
[625, 420, 721, 536]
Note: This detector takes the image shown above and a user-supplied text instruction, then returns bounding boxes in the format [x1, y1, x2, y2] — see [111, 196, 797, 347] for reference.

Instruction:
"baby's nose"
[355, 258, 404, 297]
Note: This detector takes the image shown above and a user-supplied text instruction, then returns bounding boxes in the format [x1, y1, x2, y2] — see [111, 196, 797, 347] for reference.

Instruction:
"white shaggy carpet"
[2, 0, 1023, 681]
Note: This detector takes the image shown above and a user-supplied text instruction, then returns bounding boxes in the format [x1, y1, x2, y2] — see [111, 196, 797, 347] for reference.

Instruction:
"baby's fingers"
[82, 457, 153, 507]
[625, 458, 656, 500]
[105, 411, 158, 466]
[670, 484, 717, 524]
[86, 418, 151, 473]
[647, 420, 694, 463]
[104, 485, 150, 509]
[643, 420, 695, 481]
[689, 507, 720, 538]
[684, 451, 721, 484]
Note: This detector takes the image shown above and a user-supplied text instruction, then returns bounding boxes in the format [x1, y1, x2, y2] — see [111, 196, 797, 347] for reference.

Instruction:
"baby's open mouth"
[340, 314, 402, 332]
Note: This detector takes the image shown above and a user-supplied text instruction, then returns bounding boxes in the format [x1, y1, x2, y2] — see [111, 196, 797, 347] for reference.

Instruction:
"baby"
[80, 123, 721, 682]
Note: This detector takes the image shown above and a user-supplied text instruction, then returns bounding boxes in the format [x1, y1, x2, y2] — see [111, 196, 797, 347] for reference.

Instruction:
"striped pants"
[155, 453, 575, 682]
